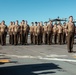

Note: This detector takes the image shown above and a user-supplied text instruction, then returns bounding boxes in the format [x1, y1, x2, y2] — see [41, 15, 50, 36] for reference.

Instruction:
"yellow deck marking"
[73, 56, 76, 58]
[0, 59, 10, 63]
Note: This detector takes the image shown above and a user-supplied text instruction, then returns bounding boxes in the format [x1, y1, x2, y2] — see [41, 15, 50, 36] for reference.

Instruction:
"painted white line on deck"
[5, 55, 37, 58]
[46, 54, 68, 57]
[5, 54, 68, 58]
[3, 54, 76, 63]
[39, 58, 76, 62]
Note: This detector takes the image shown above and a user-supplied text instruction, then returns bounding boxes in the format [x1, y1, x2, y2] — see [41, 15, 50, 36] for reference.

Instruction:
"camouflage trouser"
[44, 32, 48, 44]
[63, 32, 66, 44]
[1, 33, 5, 45]
[17, 32, 20, 44]
[58, 33, 62, 45]
[4, 32, 7, 45]
[0, 34, 1, 44]
[67, 32, 74, 52]
[37, 33, 41, 45]
[24, 33, 28, 44]
[47, 31, 52, 45]
[9, 33, 14, 45]
[14, 33, 18, 45]
[40, 32, 43, 44]
[20, 33, 24, 45]
[30, 33, 34, 44]
[27, 32, 29, 43]
[34, 34, 37, 45]
[53, 32, 57, 44]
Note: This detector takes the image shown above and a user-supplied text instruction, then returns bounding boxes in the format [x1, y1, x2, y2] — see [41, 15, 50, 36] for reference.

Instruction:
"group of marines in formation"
[0, 16, 75, 52]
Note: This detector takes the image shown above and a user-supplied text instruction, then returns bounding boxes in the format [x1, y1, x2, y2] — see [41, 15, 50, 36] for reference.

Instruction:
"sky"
[0, 0, 76, 25]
